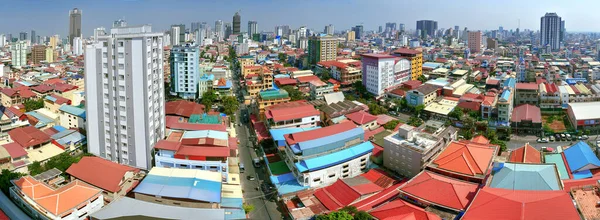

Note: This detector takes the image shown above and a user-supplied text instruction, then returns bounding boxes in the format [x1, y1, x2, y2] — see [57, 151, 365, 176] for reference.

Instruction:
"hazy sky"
[1, 0, 598, 37]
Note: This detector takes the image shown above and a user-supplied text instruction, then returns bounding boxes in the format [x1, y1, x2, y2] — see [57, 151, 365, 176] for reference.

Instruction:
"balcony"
[155, 154, 228, 174]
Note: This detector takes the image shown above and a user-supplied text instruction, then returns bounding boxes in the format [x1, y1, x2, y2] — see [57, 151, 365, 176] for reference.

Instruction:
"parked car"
[549, 136, 555, 142]
[565, 134, 572, 141]
[537, 138, 549, 143]
[239, 163, 245, 173]
[582, 135, 589, 140]
[560, 134, 566, 139]
[555, 134, 562, 141]
[247, 175, 256, 181]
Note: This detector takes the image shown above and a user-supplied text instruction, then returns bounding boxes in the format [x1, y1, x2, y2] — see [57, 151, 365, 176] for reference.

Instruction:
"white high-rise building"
[540, 12, 562, 51]
[11, 41, 27, 67]
[0, 34, 5, 47]
[324, 24, 334, 35]
[73, 37, 83, 56]
[171, 26, 180, 46]
[85, 24, 165, 169]
[215, 20, 224, 42]
[248, 21, 258, 37]
[94, 27, 106, 42]
[196, 29, 206, 46]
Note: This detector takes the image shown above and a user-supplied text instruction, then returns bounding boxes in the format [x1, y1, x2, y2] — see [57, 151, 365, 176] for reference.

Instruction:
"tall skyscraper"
[308, 35, 337, 65]
[11, 41, 27, 67]
[72, 37, 83, 56]
[416, 20, 438, 38]
[353, 25, 364, 39]
[170, 45, 199, 99]
[225, 23, 232, 40]
[0, 34, 5, 47]
[31, 45, 47, 64]
[215, 20, 224, 41]
[560, 20, 566, 42]
[248, 21, 258, 38]
[170, 26, 181, 46]
[399, 23, 405, 32]
[69, 8, 82, 45]
[19, 32, 27, 41]
[191, 22, 201, 32]
[468, 31, 482, 53]
[324, 24, 334, 35]
[540, 12, 562, 51]
[30, 30, 36, 44]
[233, 12, 241, 35]
[85, 24, 165, 169]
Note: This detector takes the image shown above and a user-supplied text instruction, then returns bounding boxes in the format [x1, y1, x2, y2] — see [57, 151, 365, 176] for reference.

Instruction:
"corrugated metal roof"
[59, 105, 86, 119]
[563, 141, 600, 173]
[544, 154, 570, 180]
[295, 141, 373, 172]
[182, 130, 228, 140]
[133, 167, 222, 203]
[90, 197, 225, 220]
[295, 127, 364, 155]
[490, 163, 561, 190]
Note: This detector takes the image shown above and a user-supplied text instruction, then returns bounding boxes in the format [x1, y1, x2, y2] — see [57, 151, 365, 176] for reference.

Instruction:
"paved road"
[231, 60, 282, 220]
[507, 135, 600, 150]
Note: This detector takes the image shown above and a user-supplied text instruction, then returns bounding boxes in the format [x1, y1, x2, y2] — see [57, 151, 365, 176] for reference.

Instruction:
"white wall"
[299, 154, 370, 188]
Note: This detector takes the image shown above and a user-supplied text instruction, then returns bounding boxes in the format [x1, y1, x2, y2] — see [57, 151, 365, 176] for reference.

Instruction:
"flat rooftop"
[572, 188, 600, 220]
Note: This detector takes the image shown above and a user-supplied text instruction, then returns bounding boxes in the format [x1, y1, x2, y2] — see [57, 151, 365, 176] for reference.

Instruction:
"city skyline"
[1, 0, 600, 37]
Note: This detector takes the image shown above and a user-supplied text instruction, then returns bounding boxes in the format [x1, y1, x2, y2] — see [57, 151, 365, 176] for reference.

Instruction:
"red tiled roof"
[369, 199, 441, 220]
[314, 180, 361, 211]
[457, 101, 481, 112]
[376, 114, 395, 125]
[153, 140, 182, 151]
[482, 96, 496, 106]
[296, 75, 320, 83]
[53, 83, 78, 92]
[264, 100, 319, 122]
[66, 157, 139, 193]
[43, 78, 65, 85]
[361, 169, 396, 188]
[165, 100, 205, 118]
[8, 126, 51, 148]
[508, 143, 541, 163]
[544, 83, 558, 95]
[354, 183, 402, 211]
[389, 88, 406, 97]
[48, 94, 71, 105]
[399, 171, 479, 211]
[275, 78, 298, 86]
[362, 53, 395, 59]
[516, 83, 538, 90]
[462, 187, 580, 220]
[2, 142, 27, 158]
[284, 121, 356, 145]
[31, 84, 54, 93]
[392, 48, 420, 55]
[511, 104, 541, 123]
[402, 80, 423, 89]
[431, 141, 497, 177]
[345, 111, 377, 125]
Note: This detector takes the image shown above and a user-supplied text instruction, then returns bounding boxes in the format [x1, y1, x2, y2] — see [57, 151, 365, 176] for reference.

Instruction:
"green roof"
[268, 161, 291, 175]
[544, 154, 570, 180]
[373, 130, 393, 147]
[259, 90, 289, 100]
[189, 114, 222, 124]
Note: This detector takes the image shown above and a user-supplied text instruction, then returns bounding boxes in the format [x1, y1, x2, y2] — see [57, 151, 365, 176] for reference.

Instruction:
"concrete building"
[248, 21, 258, 37]
[59, 104, 86, 130]
[324, 24, 334, 35]
[72, 37, 83, 56]
[11, 41, 27, 67]
[283, 121, 373, 187]
[257, 90, 290, 116]
[361, 53, 396, 96]
[511, 104, 542, 135]
[539, 82, 561, 109]
[232, 12, 241, 35]
[567, 102, 600, 131]
[309, 80, 334, 100]
[346, 31, 355, 42]
[31, 45, 47, 64]
[515, 83, 539, 105]
[215, 20, 224, 42]
[69, 8, 82, 45]
[416, 20, 437, 38]
[383, 121, 457, 178]
[317, 59, 362, 85]
[170, 25, 183, 46]
[264, 100, 320, 129]
[170, 44, 199, 100]
[406, 84, 439, 107]
[391, 48, 423, 80]
[45, 47, 55, 63]
[468, 31, 482, 53]
[540, 13, 562, 51]
[85, 25, 165, 169]
[497, 78, 516, 123]
[308, 35, 337, 65]
[486, 38, 498, 50]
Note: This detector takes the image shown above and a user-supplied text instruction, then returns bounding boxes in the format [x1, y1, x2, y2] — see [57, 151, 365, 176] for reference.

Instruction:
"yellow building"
[346, 31, 356, 42]
[45, 48, 55, 63]
[49, 36, 59, 49]
[257, 90, 290, 116]
[245, 67, 273, 98]
[392, 48, 423, 80]
[239, 56, 255, 74]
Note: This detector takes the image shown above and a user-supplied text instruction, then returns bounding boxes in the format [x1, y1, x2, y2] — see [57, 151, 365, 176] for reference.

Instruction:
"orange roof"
[345, 111, 378, 125]
[399, 171, 479, 211]
[508, 143, 541, 163]
[431, 141, 497, 177]
[66, 157, 139, 193]
[470, 135, 489, 144]
[12, 176, 101, 216]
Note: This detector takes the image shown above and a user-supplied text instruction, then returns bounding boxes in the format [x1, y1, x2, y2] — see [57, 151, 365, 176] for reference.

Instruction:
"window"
[118, 41, 124, 47]
[328, 174, 335, 178]
[313, 178, 321, 182]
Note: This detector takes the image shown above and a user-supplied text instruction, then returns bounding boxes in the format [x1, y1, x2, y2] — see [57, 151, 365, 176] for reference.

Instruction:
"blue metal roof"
[274, 179, 309, 196]
[503, 78, 516, 89]
[269, 172, 296, 184]
[572, 170, 593, 180]
[182, 130, 228, 140]
[293, 127, 364, 156]
[500, 90, 511, 101]
[45, 96, 58, 103]
[59, 105, 86, 119]
[26, 111, 54, 128]
[269, 127, 321, 142]
[199, 74, 215, 81]
[565, 78, 587, 85]
[52, 125, 67, 132]
[563, 141, 600, 173]
[133, 173, 222, 203]
[295, 141, 374, 172]
[490, 163, 561, 191]
[221, 198, 246, 220]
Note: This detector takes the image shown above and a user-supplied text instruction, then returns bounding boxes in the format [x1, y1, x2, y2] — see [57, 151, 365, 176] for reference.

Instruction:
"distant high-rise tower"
[468, 31, 482, 53]
[215, 20, 224, 41]
[19, 32, 27, 41]
[191, 22, 201, 33]
[353, 25, 364, 39]
[233, 12, 241, 35]
[225, 23, 232, 40]
[85, 25, 165, 169]
[308, 35, 337, 65]
[324, 24, 334, 35]
[30, 30, 36, 44]
[11, 41, 27, 67]
[399, 23, 405, 32]
[113, 19, 127, 28]
[416, 20, 437, 38]
[540, 12, 562, 51]
[560, 20, 565, 42]
[171, 24, 185, 45]
[69, 8, 82, 45]
[248, 21, 258, 37]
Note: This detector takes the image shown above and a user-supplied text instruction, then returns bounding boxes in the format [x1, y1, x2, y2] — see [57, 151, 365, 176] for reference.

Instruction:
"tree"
[24, 98, 44, 112]
[543, 124, 553, 134]
[278, 53, 287, 62]
[414, 104, 425, 117]
[417, 74, 427, 83]
[320, 69, 332, 81]
[222, 96, 239, 116]
[242, 204, 255, 214]
[368, 103, 388, 115]
[408, 116, 423, 127]
[28, 161, 44, 176]
[354, 211, 374, 220]
[491, 139, 507, 152]
[352, 81, 369, 98]
[282, 86, 304, 101]
[448, 107, 463, 120]
[0, 169, 23, 195]
[316, 210, 353, 220]
[201, 90, 218, 111]
[384, 120, 401, 130]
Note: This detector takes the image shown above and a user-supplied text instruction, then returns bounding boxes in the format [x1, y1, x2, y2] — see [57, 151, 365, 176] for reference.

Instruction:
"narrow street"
[231, 60, 282, 219]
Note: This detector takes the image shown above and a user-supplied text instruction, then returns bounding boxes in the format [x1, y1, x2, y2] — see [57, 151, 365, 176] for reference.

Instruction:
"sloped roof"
[66, 157, 139, 193]
[369, 200, 441, 220]
[2, 142, 27, 158]
[511, 104, 541, 123]
[563, 141, 600, 173]
[165, 100, 205, 118]
[490, 163, 561, 191]
[431, 141, 496, 177]
[470, 135, 489, 144]
[313, 180, 361, 211]
[284, 121, 356, 145]
[345, 111, 377, 125]
[508, 144, 541, 163]
[133, 167, 222, 203]
[264, 100, 319, 122]
[461, 187, 580, 220]
[8, 126, 51, 148]
[399, 171, 479, 211]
